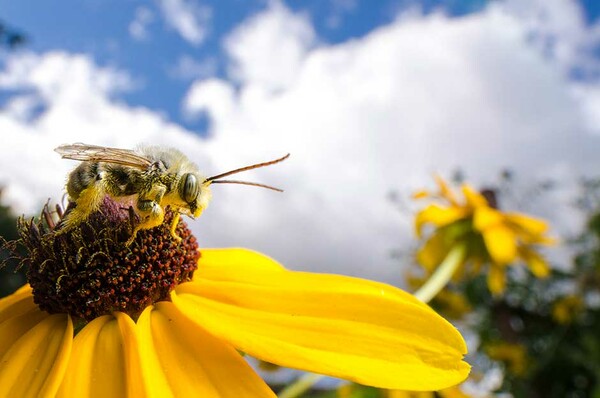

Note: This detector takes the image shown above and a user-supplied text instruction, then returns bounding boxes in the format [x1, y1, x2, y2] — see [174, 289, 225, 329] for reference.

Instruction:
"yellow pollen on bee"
[170, 212, 182, 241]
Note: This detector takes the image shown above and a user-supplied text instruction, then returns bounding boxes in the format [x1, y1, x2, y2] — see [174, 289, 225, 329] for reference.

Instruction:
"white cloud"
[223, 0, 316, 91]
[1, 1, 600, 286]
[503, 0, 600, 77]
[184, 78, 235, 122]
[184, 1, 600, 282]
[156, 0, 211, 46]
[129, 7, 155, 41]
[168, 55, 217, 80]
[572, 82, 600, 133]
[0, 52, 134, 100]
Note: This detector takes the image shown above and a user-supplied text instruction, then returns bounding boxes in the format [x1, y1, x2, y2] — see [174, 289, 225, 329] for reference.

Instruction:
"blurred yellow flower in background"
[552, 295, 585, 324]
[405, 275, 471, 320]
[485, 342, 529, 377]
[337, 383, 471, 398]
[414, 176, 555, 296]
[429, 289, 473, 320]
[386, 386, 471, 398]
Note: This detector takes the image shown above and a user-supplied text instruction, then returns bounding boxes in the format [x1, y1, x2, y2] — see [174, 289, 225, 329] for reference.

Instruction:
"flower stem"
[414, 244, 466, 303]
[277, 373, 325, 398]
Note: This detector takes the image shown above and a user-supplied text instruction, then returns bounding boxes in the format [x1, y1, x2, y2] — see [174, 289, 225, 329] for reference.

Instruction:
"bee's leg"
[58, 183, 105, 232]
[125, 200, 165, 246]
[125, 185, 167, 246]
[169, 212, 182, 242]
[127, 206, 136, 231]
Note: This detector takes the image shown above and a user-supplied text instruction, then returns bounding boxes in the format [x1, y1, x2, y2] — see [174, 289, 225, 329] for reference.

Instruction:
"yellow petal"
[412, 190, 431, 199]
[461, 185, 488, 209]
[174, 259, 469, 391]
[552, 295, 583, 324]
[439, 385, 471, 398]
[505, 213, 556, 245]
[415, 205, 469, 238]
[9, 284, 33, 296]
[416, 231, 451, 271]
[433, 290, 472, 320]
[0, 286, 38, 324]
[58, 313, 142, 398]
[485, 342, 528, 376]
[0, 309, 49, 359]
[518, 247, 550, 278]
[505, 213, 548, 236]
[387, 391, 433, 398]
[530, 235, 558, 245]
[472, 207, 503, 231]
[136, 301, 275, 398]
[195, 248, 284, 280]
[435, 175, 459, 205]
[487, 265, 506, 295]
[0, 313, 72, 398]
[482, 225, 517, 264]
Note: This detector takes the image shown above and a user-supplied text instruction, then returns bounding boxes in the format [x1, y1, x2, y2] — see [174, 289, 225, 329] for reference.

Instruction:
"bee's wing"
[55, 143, 152, 169]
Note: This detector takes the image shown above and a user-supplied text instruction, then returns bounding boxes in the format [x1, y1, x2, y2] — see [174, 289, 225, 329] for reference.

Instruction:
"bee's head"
[178, 172, 211, 217]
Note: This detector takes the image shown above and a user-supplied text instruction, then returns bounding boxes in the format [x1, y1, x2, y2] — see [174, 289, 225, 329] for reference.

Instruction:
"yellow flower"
[485, 342, 529, 377]
[386, 385, 471, 398]
[431, 289, 472, 320]
[404, 275, 471, 319]
[0, 199, 469, 397]
[552, 295, 584, 324]
[415, 176, 554, 295]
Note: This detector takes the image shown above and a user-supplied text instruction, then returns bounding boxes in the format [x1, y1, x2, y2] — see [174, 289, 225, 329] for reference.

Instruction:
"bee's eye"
[182, 173, 200, 203]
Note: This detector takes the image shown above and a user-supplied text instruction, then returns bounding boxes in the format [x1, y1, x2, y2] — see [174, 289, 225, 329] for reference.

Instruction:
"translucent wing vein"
[55, 143, 152, 169]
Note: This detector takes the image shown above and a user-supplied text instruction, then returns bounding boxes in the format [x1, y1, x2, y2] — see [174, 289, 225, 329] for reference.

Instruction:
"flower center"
[18, 197, 199, 322]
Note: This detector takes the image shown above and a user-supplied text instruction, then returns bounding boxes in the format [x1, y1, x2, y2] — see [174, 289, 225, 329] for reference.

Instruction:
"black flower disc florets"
[17, 197, 199, 322]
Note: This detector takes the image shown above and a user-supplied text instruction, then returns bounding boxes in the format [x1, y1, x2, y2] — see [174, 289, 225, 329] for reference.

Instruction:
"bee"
[55, 143, 289, 245]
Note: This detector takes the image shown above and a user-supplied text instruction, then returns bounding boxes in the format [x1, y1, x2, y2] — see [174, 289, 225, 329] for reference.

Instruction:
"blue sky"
[4, 0, 597, 132]
[3, 0, 465, 130]
[0, 0, 600, 284]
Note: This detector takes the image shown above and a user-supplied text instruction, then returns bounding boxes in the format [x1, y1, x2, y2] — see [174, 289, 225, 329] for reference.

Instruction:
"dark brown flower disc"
[19, 197, 199, 322]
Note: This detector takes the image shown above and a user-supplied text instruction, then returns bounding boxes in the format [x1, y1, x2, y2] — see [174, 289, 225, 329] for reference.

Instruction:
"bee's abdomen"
[66, 162, 101, 200]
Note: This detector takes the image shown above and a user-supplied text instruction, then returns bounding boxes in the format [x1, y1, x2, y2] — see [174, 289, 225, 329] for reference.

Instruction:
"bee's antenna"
[209, 180, 284, 192]
[205, 153, 290, 184]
